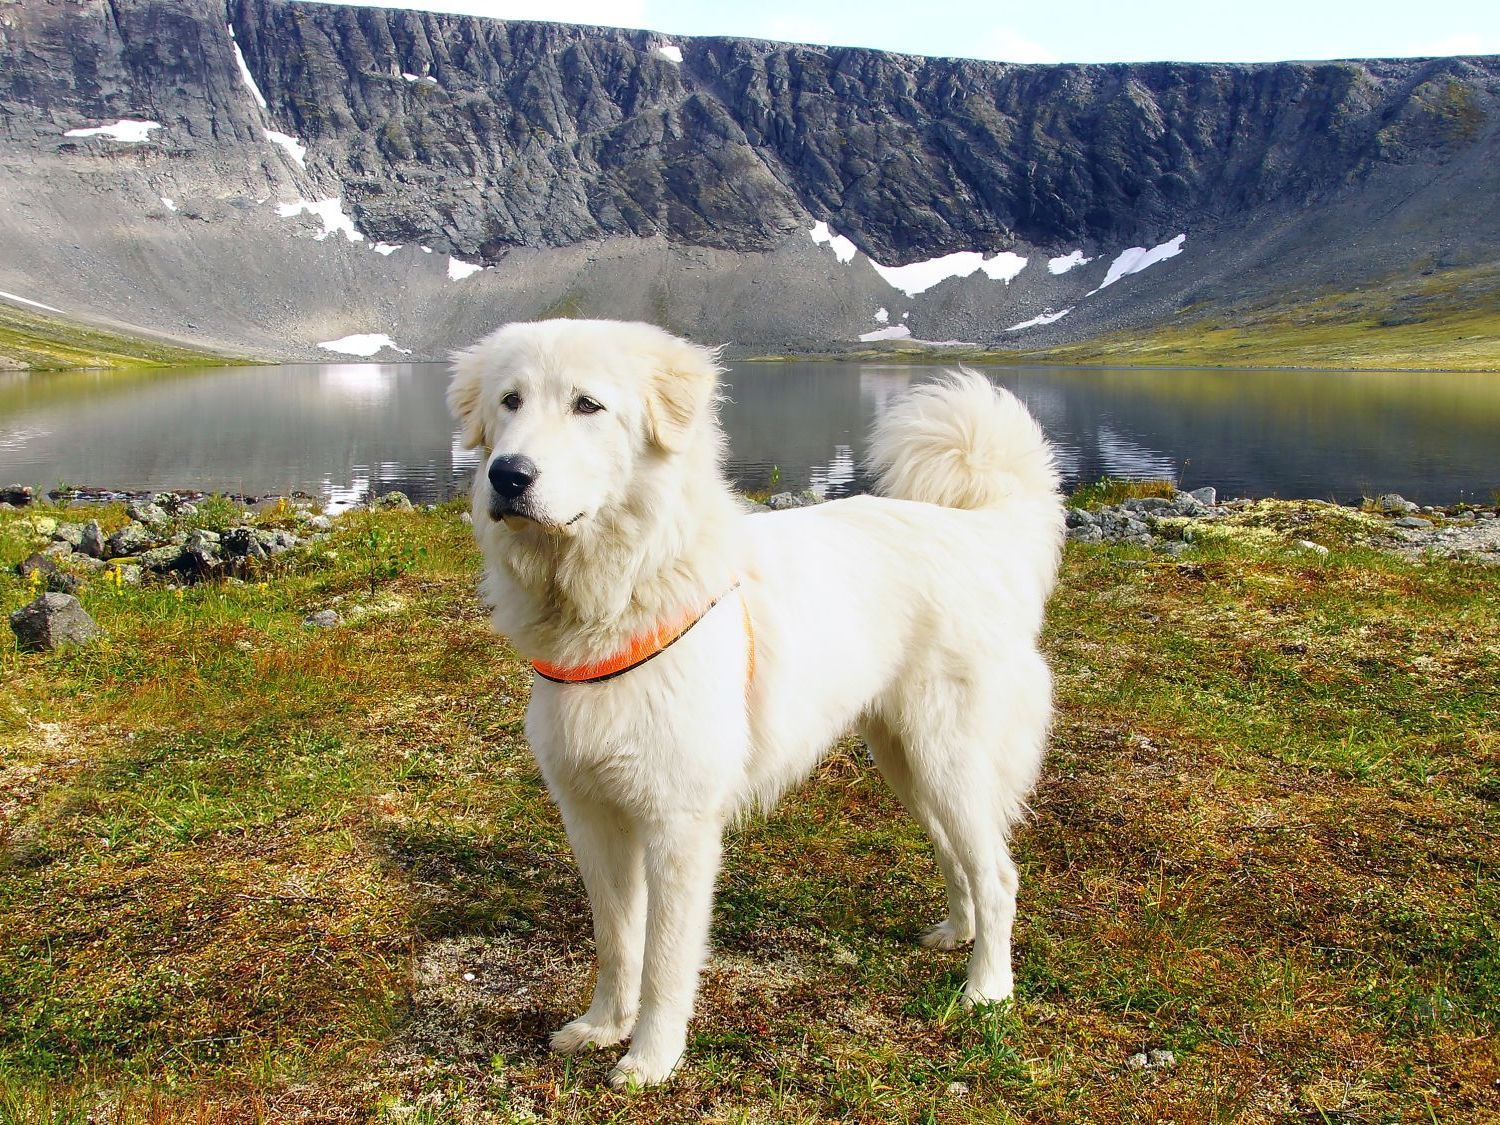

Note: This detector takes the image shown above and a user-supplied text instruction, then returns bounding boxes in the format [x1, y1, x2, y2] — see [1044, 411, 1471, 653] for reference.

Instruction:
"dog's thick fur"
[450, 319, 1064, 1088]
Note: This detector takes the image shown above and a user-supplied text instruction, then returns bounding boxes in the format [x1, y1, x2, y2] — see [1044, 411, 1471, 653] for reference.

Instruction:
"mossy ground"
[0, 304, 248, 372]
[0, 501, 1496, 1122]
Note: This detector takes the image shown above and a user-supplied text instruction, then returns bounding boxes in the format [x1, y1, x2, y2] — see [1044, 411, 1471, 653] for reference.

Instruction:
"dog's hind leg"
[860, 715, 975, 950]
[550, 793, 646, 1054]
[895, 666, 1048, 1008]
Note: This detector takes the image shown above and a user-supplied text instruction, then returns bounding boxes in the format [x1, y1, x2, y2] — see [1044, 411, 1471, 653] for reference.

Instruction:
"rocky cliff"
[1, 0, 1497, 360]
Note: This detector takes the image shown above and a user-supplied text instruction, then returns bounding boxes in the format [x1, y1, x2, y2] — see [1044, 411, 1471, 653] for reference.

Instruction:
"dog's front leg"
[550, 793, 646, 1054]
[607, 812, 723, 1089]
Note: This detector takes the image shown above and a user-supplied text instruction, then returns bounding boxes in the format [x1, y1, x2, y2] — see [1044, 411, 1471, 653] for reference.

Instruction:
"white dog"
[449, 319, 1064, 1089]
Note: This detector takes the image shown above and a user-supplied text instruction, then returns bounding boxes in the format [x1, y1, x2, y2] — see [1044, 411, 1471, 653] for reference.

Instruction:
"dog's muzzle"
[487, 453, 539, 519]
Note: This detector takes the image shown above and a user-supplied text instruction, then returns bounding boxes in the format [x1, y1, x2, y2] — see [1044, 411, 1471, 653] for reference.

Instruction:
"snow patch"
[870, 250, 1028, 297]
[227, 25, 269, 111]
[874, 307, 889, 324]
[0, 290, 62, 314]
[276, 198, 366, 243]
[448, 256, 483, 280]
[1047, 250, 1091, 275]
[317, 334, 411, 357]
[401, 72, 439, 84]
[160, 196, 178, 212]
[1007, 307, 1073, 331]
[264, 130, 307, 168]
[654, 44, 684, 63]
[372, 242, 402, 256]
[64, 120, 160, 143]
[859, 325, 912, 342]
[809, 221, 857, 264]
[1090, 235, 1186, 294]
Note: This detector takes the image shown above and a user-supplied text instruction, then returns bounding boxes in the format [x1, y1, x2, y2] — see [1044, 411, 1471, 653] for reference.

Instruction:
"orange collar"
[532, 582, 755, 686]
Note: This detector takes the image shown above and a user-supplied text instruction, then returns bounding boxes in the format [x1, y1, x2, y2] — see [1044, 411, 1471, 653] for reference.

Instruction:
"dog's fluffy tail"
[868, 369, 1060, 511]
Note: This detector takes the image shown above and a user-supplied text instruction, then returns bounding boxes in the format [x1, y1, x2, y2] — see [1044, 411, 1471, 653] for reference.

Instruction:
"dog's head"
[448, 319, 723, 535]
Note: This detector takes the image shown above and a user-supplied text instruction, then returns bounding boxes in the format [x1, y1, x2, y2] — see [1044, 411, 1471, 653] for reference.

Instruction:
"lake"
[1, 361, 1496, 508]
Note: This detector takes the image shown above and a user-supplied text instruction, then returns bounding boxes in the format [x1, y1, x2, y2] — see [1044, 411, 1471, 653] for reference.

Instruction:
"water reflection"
[0, 361, 1496, 508]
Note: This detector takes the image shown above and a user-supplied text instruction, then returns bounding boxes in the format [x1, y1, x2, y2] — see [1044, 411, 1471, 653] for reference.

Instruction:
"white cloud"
[972, 27, 1058, 64]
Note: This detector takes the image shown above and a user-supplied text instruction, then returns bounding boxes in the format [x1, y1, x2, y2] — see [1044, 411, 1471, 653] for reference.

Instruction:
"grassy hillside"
[0, 501, 1496, 1121]
[0, 301, 249, 372]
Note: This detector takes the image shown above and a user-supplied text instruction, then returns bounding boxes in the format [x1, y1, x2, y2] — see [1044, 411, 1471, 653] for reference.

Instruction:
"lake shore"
[3, 494, 1496, 1121]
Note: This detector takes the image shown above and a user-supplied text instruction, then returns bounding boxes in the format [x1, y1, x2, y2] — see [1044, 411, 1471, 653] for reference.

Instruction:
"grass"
[1, 499, 1496, 1121]
[1067, 477, 1178, 509]
[749, 263, 1500, 372]
[0, 303, 250, 372]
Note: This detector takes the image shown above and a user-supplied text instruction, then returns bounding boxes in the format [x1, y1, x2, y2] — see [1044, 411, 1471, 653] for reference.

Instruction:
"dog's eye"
[501, 392, 522, 412]
[574, 396, 605, 415]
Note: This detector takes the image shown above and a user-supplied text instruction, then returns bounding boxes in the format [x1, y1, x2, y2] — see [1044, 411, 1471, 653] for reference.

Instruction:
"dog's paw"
[920, 918, 974, 950]
[607, 1050, 680, 1090]
[550, 1016, 632, 1055]
[959, 979, 1014, 1009]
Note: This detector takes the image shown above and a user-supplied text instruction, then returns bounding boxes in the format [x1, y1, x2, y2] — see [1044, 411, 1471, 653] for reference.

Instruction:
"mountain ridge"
[0, 0, 1496, 361]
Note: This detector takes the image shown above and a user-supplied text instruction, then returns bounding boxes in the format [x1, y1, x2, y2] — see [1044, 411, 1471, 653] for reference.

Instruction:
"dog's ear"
[646, 338, 723, 453]
[447, 344, 491, 451]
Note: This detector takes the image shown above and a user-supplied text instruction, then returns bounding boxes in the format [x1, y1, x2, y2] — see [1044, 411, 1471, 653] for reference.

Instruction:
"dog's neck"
[481, 428, 744, 666]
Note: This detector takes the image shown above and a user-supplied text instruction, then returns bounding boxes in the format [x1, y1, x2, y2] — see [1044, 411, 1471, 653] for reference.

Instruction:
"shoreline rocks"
[10, 593, 101, 651]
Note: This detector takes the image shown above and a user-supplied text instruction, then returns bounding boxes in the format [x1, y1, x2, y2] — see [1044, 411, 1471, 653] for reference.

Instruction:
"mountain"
[1, 0, 1497, 364]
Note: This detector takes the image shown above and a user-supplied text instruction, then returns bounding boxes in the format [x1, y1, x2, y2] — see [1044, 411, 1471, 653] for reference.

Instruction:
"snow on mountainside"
[0, 0, 1497, 361]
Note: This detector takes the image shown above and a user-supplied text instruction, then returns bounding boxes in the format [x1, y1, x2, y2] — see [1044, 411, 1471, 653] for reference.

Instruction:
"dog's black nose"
[488, 454, 539, 500]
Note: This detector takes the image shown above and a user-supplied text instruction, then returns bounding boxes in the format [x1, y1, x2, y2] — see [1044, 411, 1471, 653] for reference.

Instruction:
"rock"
[10, 593, 101, 651]
[220, 527, 267, 559]
[1125, 1053, 1149, 1071]
[126, 499, 170, 525]
[459, 512, 473, 525]
[304, 609, 341, 629]
[1481, 511, 1497, 521]
[107, 563, 143, 586]
[1394, 516, 1433, 529]
[945, 1081, 970, 1097]
[68, 554, 107, 575]
[179, 530, 222, 579]
[28, 516, 58, 539]
[307, 515, 333, 531]
[1295, 539, 1330, 556]
[52, 522, 85, 548]
[138, 545, 185, 573]
[1451, 510, 1476, 522]
[1, 484, 34, 506]
[1377, 493, 1418, 514]
[765, 491, 811, 510]
[44, 540, 74, 558]
[17, 552, 78, 593]
[376, 491, 414, 510]
[77, 521, 106, 559]
[1156, 541, 1190, 557]
[1147, 1049, 1176, 1069]
[1187, 486, 1217, 506]
[1065, 507, 1097, 527]
[1122, 497, 1174, 512]
[106, 523, 154, 558]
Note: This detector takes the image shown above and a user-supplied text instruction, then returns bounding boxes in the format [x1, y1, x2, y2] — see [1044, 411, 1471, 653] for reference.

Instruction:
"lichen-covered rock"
[107, 523, 154, 558]
[77, 521, 107, 559]
[17, 553, 79, 593]
[10, 593, 101, 651]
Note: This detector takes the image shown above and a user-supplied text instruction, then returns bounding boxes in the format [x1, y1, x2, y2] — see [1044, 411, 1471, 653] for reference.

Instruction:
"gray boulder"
[138, 545, 184, 573]
[1394, 516, 1433, 529]
[77, 520, 106, 559]
[1, 484, 34, 506]
[17, 552, 79, 593]
[1187, 486, 1217, 507]
[1377, 493, 1419, 514]
[376, 491, 414, 510]
[126, 499, 170, 526]
[52, 522, 85, 548]
[10, 593, 101, 651]
[304, 609, 341, 629]
[107, 523, 154, 558]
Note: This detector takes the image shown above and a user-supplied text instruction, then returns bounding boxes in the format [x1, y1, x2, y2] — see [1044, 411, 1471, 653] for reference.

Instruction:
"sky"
[315, 0, 1500, 63]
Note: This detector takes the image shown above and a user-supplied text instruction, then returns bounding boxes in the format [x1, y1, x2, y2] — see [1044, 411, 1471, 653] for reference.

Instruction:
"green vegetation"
[1, 500, 1496, 1121]
[0, 302, 249, 372]
[749, 263, 1500, 372]
[1067, 476, 1177, 509]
